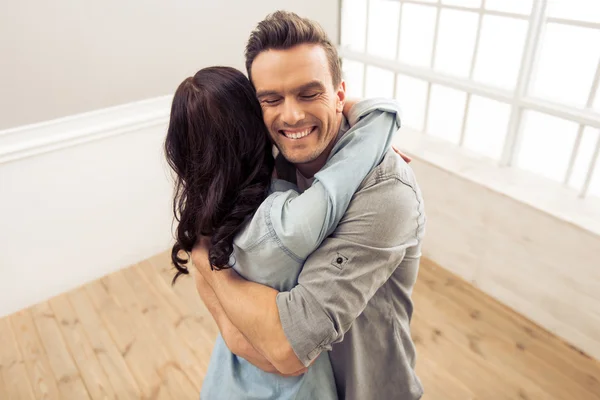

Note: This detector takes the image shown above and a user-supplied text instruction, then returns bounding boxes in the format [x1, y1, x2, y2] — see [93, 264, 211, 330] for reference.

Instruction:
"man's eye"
[301, 93, 318, 100]
[263, 99, 280, 105]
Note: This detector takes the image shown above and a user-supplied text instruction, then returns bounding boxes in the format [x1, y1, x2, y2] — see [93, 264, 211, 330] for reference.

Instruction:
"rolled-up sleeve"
[276, 173, 425, 366]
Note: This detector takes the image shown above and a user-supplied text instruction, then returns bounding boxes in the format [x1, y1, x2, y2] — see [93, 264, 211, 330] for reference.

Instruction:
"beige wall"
[409, 158, 600, 361]
[0, 0, 339, 130]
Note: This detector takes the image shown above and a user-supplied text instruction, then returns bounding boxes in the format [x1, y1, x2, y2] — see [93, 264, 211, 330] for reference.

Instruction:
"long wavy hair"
[164, 66, 274, 283]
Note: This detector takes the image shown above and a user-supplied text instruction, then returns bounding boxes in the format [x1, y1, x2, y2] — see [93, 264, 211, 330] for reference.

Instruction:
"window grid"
[340, 0, 600, 198]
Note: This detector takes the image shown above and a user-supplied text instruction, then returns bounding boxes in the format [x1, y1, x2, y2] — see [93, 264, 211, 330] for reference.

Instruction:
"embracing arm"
[195, 172, 424, 373]
[192, 269, 282, 373]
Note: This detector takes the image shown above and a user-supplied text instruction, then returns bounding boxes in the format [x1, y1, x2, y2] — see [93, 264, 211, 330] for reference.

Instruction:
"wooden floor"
[1, 252, 599, 400]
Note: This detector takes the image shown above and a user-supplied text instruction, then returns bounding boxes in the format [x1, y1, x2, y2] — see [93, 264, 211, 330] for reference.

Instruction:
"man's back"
[277, 149, 425, 399]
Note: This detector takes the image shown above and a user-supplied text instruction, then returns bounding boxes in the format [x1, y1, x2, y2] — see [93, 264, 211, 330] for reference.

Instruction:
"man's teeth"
[283, 128, 313, 139]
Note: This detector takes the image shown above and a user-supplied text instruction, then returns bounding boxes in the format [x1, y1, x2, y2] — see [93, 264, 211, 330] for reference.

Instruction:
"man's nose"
[281, 99, 305, 126]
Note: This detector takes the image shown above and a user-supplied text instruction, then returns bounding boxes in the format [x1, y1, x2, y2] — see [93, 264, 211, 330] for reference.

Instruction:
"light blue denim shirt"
[200, 99, 402, 400]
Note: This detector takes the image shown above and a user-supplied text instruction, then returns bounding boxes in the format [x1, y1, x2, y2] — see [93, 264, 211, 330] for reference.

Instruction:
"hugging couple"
[164, 10, 425, 400]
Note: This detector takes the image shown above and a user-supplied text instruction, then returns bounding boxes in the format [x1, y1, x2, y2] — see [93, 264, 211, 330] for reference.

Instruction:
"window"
[339, 0, 600, 199]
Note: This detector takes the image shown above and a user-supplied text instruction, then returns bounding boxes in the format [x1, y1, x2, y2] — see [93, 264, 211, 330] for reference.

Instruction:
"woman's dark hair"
[164, 66, 274, 283]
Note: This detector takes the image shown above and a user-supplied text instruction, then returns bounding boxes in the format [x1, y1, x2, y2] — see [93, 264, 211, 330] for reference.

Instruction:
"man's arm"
[194, 172, 424, 371]
[193, 244, 305, 374]
[192, 268, 282, 373]
[344, 97, 412, 163]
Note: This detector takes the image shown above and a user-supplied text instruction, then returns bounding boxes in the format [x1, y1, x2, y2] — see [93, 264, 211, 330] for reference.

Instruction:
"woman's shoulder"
[270, 178, 298, 194]
[233, 181, 300, 253]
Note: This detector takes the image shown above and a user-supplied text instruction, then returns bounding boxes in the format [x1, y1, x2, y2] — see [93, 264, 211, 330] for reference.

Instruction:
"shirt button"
[336, 257, 343, 264]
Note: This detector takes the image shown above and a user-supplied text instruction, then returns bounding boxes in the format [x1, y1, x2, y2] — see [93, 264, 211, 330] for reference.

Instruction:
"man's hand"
[343, 97, 360, 117]
[392, 144, 412, 163]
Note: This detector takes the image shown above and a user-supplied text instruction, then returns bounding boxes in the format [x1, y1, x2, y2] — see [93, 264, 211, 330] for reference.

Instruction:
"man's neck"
[295, 114, 344, 179]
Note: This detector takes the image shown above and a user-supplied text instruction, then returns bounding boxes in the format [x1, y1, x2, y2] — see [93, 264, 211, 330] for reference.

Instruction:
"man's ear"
[335, 80, 346, 113]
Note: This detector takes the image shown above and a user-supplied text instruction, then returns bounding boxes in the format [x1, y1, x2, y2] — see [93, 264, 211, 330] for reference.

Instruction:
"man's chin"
[278, 149, 320, 165]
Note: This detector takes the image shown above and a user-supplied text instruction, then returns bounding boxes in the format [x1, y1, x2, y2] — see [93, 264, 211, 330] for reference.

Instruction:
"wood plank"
[10, 309, 61, 399]
[105, 267, 199, 398]
[0, 318, 36, 399]
[30, 301, 91, 399]
[412, 310, 552, 400]
[414, 276, 599, 400]
[416, 259, 600, 399]
[0, 368, 5, 399]
[68, 287, 142, 399]
[415, 353, 476, 400]
[3, 251, 599, 400]
[49, 294, 117, 400]
[137, 260, 216, 368]
[147, 251, 219, 340]
[124, 262, 212, 385]
[84, 277, 172, 400]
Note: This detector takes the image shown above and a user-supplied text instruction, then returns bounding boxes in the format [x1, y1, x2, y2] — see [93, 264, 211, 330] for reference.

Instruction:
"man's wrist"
[204, 267, 235, 289]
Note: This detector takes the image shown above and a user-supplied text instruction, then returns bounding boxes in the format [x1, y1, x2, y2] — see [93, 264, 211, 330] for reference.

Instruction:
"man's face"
[251, 44, 346, 167]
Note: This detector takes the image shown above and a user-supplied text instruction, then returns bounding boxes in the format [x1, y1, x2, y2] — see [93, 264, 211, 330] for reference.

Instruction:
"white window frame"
[339, 0, 600, 199]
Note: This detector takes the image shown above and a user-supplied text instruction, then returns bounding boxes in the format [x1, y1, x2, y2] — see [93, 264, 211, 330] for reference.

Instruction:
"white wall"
[0, 99, 174, 317]
[0, 0, 339, 130]
[409, 157, 600, 361]
[0, 0, 340, 317]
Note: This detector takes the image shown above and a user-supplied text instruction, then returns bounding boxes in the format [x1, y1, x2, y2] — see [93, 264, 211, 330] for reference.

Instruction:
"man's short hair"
[245, 10, 342, 88]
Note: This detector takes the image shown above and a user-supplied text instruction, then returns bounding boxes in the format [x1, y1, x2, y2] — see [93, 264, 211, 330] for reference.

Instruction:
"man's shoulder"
[338, 149, 425, 246]
[359, 149, 420, 193]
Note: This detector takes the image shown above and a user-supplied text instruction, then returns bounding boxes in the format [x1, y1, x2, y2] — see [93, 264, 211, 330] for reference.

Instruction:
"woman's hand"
[342, 98, 361, 119]
[392, 144, 412, 163]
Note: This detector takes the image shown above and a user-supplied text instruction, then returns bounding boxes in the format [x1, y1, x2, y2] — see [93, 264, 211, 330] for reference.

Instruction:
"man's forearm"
[205, 268, 305, 374]
[193, 271, 280, 373]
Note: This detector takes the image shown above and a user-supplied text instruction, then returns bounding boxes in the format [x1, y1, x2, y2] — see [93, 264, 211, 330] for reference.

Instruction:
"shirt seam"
[265, 192, 304, 264]
[241, 231, 272, 252]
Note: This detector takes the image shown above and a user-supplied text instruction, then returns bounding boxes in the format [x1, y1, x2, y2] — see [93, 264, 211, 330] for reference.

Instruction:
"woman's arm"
[265, 99, 402, 259]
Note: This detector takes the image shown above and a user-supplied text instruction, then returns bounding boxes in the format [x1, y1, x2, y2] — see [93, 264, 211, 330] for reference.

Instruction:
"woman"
[164, 66, 401, 399]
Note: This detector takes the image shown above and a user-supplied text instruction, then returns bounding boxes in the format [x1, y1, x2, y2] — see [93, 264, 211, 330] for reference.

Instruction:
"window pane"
[485, 0, 532, 15]
[473, 16, 527, 89]
[367, 0, 401, 59]
[568, 127, 600, 191]
[364, 66, 394, 98]
[342, 59, 365, 98]
[463, 96, 511, 160]
[441, 0, 481, 8]
[427, 85, 467, 144]
[434, 9, 479, 77]
[531, 23, 600, 107]
[594, 85, 600, 111]
[547, 0, 600, 24]
[398, 4, 437, 67]
[395, 75, 428, 131]
[341, 0, 368, 52]
[516, 111, 579, 182]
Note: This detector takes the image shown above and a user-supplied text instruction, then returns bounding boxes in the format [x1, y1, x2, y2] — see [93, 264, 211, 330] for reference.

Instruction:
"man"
[192, 11, 425, 399]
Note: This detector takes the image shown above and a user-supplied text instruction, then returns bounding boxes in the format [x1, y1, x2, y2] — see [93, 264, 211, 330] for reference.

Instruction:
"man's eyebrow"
[256, 89, 280, 99]
[295, 80, 326, 93]
[256, 80, 326, 99]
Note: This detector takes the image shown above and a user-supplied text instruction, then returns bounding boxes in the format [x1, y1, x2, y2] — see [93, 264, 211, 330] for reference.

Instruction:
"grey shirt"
[201, 99, 404, 400]
[276, 150, 426, 399]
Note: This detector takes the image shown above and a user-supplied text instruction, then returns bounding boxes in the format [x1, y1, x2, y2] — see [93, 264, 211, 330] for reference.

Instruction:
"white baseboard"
[0, 95, 173, 164]
[0, 96, 176, 317]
